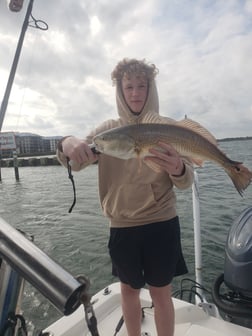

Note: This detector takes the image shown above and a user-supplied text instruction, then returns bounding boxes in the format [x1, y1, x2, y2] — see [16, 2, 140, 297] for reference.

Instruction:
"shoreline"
[0, 156, 60, 167]
[1, 136, 252, 168]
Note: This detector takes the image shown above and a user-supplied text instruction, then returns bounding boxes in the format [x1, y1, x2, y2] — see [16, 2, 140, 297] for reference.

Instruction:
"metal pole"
[13, 150, 19, 181]
[0, 217, 86, 316]
[192, 170, 204, 303]
[0, 0, 34, 131]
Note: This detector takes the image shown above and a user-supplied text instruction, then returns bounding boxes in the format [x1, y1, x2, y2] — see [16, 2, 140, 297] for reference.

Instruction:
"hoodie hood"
[116, 79, 159, 124]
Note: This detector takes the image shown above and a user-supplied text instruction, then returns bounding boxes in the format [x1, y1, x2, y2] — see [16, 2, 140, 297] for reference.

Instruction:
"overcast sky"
[0, 0, 252, 139]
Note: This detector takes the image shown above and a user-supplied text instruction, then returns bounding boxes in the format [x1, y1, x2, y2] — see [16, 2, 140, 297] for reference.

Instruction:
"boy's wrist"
[57, 136, 72, 152]
[171, 163, 185, 177]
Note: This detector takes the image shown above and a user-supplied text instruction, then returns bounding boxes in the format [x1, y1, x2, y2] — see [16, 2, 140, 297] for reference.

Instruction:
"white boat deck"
[44, 282, 252, 336]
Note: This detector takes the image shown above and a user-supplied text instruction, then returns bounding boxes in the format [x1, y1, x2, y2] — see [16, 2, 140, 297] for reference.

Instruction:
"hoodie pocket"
[102, 183, 157, 220]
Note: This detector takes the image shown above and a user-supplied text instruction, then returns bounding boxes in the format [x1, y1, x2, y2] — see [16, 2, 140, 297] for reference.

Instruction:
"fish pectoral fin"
[144, 159, 163, 173]
[191, 157, 204, 167]
[136, 156, 143, 173]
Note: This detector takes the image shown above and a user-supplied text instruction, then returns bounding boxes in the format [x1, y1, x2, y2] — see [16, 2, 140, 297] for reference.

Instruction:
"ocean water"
[0, 139, 252, 332]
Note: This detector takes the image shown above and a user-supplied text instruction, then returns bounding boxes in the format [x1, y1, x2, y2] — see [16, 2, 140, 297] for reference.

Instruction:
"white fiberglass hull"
[44, 282, 252, 336]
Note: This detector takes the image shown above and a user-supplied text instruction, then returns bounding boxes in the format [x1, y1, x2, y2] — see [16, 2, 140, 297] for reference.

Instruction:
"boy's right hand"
[61, 136, 98, 165]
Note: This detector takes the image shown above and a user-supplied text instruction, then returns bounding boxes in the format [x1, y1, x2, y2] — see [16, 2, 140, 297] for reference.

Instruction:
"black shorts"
[108, 217, 188, 289]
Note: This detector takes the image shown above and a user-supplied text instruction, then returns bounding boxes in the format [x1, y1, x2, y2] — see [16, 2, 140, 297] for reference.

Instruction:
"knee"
[121, 283, 140, 301]
[149, 284, 173, 307]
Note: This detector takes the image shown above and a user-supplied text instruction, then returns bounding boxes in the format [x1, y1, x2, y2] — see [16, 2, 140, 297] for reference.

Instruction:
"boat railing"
[192, 170, 204, 303]
[0, 217, 95, 336]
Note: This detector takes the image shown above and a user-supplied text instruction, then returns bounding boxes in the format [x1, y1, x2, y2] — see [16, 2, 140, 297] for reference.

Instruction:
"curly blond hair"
[111, 58, 159, 85]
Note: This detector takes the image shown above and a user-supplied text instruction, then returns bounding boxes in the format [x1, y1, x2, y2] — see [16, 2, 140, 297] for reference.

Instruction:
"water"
[0, 139, 252, 332]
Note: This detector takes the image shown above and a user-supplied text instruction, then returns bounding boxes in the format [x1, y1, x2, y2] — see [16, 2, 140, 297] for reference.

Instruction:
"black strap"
[67, 158, 76, 213]
[0, 312, 27, 336]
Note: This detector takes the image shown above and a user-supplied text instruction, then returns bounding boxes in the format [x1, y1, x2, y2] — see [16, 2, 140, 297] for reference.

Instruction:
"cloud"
[0, 0, 251, 139]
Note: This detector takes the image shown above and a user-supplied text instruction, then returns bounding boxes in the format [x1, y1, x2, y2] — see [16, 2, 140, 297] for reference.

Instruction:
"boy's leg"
[149, 284, 175, 336]
[120, 282, 142, 336]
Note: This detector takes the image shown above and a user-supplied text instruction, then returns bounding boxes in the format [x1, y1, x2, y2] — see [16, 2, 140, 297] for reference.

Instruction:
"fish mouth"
[93, 140, 103, 153]
[88, 143, 101, 154]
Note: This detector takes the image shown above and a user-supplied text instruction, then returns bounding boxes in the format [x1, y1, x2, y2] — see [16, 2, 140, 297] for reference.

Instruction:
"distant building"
[16, 133, 43, 154]
[0, 132, 62, 158]
[44, 136, 61, 152]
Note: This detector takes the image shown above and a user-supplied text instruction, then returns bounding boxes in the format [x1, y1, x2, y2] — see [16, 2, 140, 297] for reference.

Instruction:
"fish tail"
[225, 162, 252, 196]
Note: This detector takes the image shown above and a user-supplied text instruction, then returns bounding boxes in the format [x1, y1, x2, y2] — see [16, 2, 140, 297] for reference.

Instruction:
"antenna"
[0, 0, 48, 131]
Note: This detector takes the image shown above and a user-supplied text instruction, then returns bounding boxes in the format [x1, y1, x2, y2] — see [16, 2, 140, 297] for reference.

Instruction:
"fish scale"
[117, 123, 229, 165]
[93, 123, 252, 195]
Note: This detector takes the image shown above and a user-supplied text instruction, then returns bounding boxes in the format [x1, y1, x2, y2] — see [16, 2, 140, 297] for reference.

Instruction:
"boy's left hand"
[145, 142, 185, 176]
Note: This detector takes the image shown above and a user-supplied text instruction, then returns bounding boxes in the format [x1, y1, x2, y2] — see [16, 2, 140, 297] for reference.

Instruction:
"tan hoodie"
[57, 79, 194, 227]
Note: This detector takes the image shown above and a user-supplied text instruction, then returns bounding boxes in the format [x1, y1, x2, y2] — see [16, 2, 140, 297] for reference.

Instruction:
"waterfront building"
[0, 132, 62, 158]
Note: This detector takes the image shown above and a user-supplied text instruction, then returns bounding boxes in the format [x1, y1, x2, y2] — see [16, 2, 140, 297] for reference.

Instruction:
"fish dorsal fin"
[141, 112, 176, 125]
[141, 113, 217, 146]
[176, 118, 217, 146]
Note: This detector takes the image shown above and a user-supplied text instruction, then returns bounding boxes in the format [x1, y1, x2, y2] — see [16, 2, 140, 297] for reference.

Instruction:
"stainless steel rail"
[0, 217, 86, 316]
